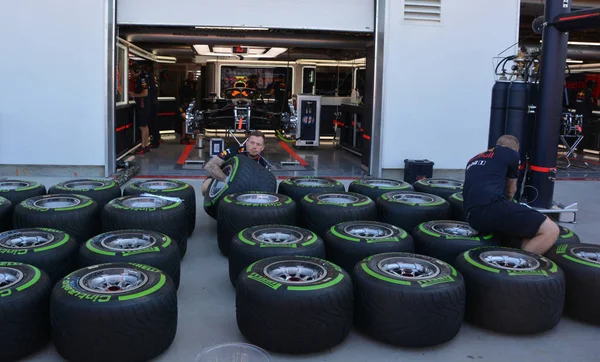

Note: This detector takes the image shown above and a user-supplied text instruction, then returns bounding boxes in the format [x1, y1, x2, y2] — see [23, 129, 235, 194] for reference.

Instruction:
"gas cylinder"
[488, 80, 511, 148]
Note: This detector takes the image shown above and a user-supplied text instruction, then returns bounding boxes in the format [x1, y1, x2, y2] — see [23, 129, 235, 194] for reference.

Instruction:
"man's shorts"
[136, 108, 150, 127]
[467, 200, 547, 242]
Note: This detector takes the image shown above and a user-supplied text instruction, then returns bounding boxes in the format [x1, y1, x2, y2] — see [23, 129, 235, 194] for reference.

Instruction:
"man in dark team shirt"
[129, 63, 151, 154]
[463, 135, 559, 255]
[177, 98, 194, 145]
[146, 67, 161, 148]
[201, 131, 270, 196]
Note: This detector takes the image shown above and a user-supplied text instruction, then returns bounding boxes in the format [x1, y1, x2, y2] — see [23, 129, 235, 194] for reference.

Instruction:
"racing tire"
[413, 178, 463, 200]
[455, 247, 565, 334]
[48, 178, 122, 210]
[0, 262, 52, 362]
[300, 192, 377, 238]
[546, 243, 600, 324]
[0, 196, 12, 232]
[0, 180, 46, 206]
[348, 178, 413, 202]
[13, 194, 100, 245]
[77, 230, 181, 289]
[229, 225, 325, 287]
[204, 155, 277, 220]
[353, 253, 465, 347]
[278, 176, 345, 204]
[50, 263, 178, 362]
[123, 179, 196, 236]
[217, 192, 296, 256]
[0, 228, 78, 284]
[412, 221, 498, 264]
[556, 226, 580, 245]
[236, 255, 353, 354]
[102, 196, 188, 258]
[448, 192, 465, 221]
[377, 191, 451, 233]
[324, 221, 414, 273]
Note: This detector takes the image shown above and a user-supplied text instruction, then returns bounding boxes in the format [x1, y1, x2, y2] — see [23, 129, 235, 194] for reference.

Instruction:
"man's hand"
[204, 156, 228, 182]
[506, 178, 517, 200]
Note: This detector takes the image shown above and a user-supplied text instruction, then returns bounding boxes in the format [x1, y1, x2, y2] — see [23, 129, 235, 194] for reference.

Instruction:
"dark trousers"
[149, 102, 160, 146]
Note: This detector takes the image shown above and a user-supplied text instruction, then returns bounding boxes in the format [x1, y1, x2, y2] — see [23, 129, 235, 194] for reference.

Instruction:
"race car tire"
[556, 226, 580, 245]
[50, 263, 177, 362]
[204, 155, 277, 220]
[0, 180, 46, 206]
[0, 262, 52, 362]
[0, 228, 78, 284]
[102, 196, 188, 258]
[448, 192, 466, 221]
[123, 179, 196, 236]
[77, 230, 181, 289]
[455, 247, 565, 334]
[229, 225, 325, 287]
[13, 194, 100, 245]
[217, 192, 296, 256]
[412, 221, 498, 264]
[348, 178, 413, 202]
[413, 178, 463, 200]
[0, 196, 12, 232]
[353, 253, 465, 347]
[48, 179, 122, 210]
[299, 192, 377, 238]
[546, 243, 600, 324]
[324, 221, 414, 273]
[236, 255, 353, 354]
[377, 191, 451, 233]
[278, 176, 345, 205]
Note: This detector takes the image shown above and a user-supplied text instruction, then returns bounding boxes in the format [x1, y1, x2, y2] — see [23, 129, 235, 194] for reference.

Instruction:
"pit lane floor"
[21, 177, 600, 362]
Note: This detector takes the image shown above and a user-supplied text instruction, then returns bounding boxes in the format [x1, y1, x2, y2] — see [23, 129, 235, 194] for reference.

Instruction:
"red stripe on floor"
[158, 112, 176, 116]
[279, 141, 308, 166]
[176, 145, 194, 165]
[116, 123, 133, 132]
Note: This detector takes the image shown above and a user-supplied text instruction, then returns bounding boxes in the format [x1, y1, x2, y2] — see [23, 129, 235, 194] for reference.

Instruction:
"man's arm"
[506, 178, 517, 200]
[203, 156, 228, 182]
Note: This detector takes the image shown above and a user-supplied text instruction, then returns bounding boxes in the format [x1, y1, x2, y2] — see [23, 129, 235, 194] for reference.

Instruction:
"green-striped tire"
[278, 176, 345, 205]
[0, 180, 46, 206]
[0, 196, 12, 232]
[413, 178, 463, 200]
[557, 226, 580, 245]
[49, 179, 121, 210]
[376, 191, 451, 233]
[348, 178, 412, 202]
[448, 192, 465, 221]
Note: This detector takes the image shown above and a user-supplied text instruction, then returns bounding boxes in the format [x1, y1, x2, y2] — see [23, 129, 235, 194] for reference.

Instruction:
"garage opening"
[115, 26, 375, 177]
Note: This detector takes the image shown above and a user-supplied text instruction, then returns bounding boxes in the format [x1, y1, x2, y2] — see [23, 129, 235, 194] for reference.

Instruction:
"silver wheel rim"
[362, 179, 403, 188]
[572, 247, 600, 265]
[0, 231, 55, 249]
[0, 268, 24, 290]
[63, 180, 105, 189]
[264, 260, 327, 284]
[33, 196, 81, 209]
[100, 233, 157, 251]
[391, 193, 435, 204]
[79, 267, 148, 294]
[139, 180, 179, 190]
[122, 197, 167, 208]
[209, 165, 232, 198]
[431, 222, 477, 237]
[425, 179, 463, 188]
[252, 229, 304, 244]
[480, 251, 540, 270]
[0, 181, 30, 191]
[294, 178, 331, 187]
[317, 194, 359, 204]
[236, 194, 279, 204]
[377, 257, 440, 280]
[344, 224, 395, 238]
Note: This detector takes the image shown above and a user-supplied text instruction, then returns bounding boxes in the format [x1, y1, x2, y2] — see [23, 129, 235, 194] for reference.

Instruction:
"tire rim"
[0, 268, 24, 290]
[208, 165, 233, 198]
[0, 181, 30, 191]
[138, 180, 179, 190]
[361, 179, 405, 188]
[424, 179, 463, 188]
[479, 251, 540, 270]
[571, 247, 600, 264]
[33, 196, 81, 209]
[122, 197, 168, 208]
[377, 256, 441, 280]
[236, 194, 279, 204]
[0, 231, 55, 249]
[344, 224, 395, 238]
[317, 194, 359, 204]
[293, 178, 332, 187]
[63, 180, 106, 189]
[264, 260, 327, 284]
[79, 267, 148, 294]
[391, 193, 435, 204]
[431, 222, 477, 237]
[252, 229, 304, 244]
[100, 233, 157, 251]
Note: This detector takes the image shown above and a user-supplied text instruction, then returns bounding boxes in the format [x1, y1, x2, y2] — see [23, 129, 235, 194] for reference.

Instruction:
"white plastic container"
[195, 343, 271, 362]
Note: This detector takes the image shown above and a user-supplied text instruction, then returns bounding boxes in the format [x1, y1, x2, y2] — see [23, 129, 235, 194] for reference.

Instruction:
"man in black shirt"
[129, 63, 151, 154]
[463, 135, 559, 255]
[146, 68, 161, 148]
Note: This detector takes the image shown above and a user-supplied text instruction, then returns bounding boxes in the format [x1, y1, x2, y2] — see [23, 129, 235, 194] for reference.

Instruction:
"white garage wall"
[0, 1, 108, 173]
[117, 0, 374, 32]
[381, 0, 520, 170]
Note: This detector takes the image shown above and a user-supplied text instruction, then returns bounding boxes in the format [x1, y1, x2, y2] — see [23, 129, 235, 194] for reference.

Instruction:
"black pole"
[525, 0, 570, 208]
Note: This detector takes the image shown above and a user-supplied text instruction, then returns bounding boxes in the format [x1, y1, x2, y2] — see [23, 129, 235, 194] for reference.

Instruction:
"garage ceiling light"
[194, 45, 287, 58]
[566, 59, 584, 63]
[193, 44, 232, 56]
[244, 48, 288, 58]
